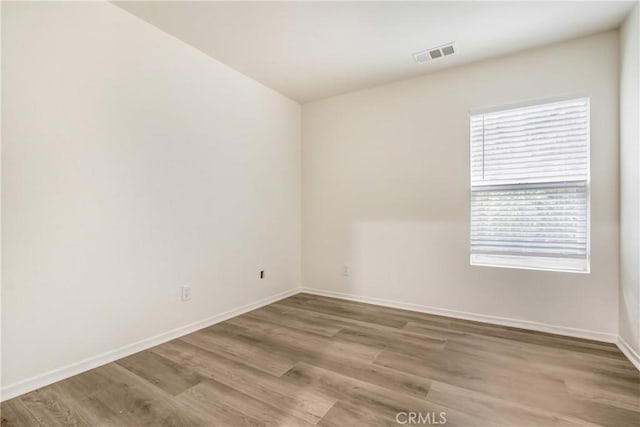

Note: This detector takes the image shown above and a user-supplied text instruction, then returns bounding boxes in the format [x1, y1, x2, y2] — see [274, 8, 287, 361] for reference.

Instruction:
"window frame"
[468, 95, 591, 274]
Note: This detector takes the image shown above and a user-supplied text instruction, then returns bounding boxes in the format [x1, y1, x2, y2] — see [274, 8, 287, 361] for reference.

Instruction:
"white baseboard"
[300, 287, 618, 343]
[0, 287, 300, 402]
[4, 285, 631, 402]
[617, 336, 640, 372]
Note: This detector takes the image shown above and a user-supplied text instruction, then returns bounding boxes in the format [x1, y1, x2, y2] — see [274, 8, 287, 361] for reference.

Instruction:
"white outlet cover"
[181, 286, 192, 301]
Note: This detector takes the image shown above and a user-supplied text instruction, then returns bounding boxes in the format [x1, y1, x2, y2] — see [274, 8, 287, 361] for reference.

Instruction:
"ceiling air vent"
[413, 51, 431, 64]
[429, 49, 443, 59]
[441, 45, 455, 56]
[413, 42, 455, 64]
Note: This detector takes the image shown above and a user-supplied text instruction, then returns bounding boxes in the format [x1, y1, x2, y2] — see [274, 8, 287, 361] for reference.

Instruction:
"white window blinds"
[470, 97, 590, 273]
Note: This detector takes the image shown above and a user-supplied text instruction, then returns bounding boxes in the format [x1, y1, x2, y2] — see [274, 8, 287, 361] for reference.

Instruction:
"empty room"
[1, 1, 639, 426]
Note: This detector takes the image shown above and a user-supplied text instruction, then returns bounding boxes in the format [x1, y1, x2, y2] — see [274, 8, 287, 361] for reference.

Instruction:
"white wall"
[1, 2, 300, 393]
[619, 5, 640, 359]
[302, 31, 620, 339]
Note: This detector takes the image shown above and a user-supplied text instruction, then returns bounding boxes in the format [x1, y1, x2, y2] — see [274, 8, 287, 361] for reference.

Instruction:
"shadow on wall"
[341, 220, 470, 301]
[334, 218, 600, 327]
[345, 220, 467, 299]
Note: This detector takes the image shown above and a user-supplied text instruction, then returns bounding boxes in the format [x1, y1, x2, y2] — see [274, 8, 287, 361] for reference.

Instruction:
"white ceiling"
[114, 1, 636, 103]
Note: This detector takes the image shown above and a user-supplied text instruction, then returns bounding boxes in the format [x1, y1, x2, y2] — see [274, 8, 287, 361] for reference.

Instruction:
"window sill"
[470, 254, 590, 274]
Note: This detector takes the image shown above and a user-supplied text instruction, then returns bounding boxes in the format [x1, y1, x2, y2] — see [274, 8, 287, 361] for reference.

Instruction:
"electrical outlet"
[181, 286, 191, 301]
[343, 265, 349, 277]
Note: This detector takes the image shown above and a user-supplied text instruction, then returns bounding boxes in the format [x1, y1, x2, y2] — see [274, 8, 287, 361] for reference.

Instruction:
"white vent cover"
[413, 51, 431, 64]
[413, 42, 455, 64]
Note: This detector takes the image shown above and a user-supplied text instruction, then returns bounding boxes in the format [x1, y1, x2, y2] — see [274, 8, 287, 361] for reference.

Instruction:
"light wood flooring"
[2, 293, 639, 426]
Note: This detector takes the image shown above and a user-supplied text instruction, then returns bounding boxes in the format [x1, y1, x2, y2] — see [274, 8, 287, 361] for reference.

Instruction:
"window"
[470, 97, 590, 273]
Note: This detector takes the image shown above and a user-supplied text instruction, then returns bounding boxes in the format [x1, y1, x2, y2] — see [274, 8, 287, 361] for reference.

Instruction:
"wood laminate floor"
[2, 293, 639, 426]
